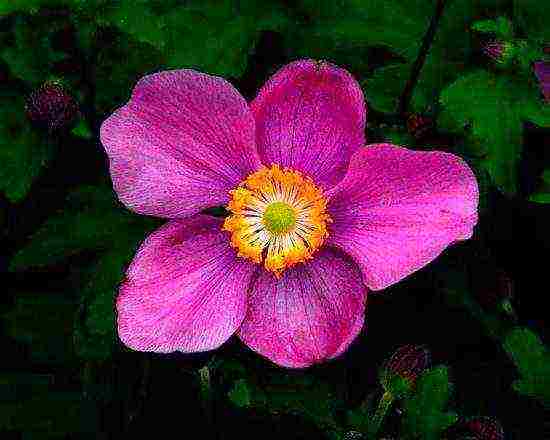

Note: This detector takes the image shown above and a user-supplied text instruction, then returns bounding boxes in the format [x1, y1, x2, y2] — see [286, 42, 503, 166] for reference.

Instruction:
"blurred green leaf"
[94, 32, 165, 114]
[514, 0, 550, 43]
[401, 366, 458, 440]
[291, 0, 433, 112]
[0, 15, 66, 85]
[503, 327, 550, 406]
[0, 372, 84, 435]
[10, 184, 161, 360]
[10, 184, 158, 270]
[97, 0, 290, 80]
[223, 361, 341, 434]
[529, 169, 550, 203]
[0, 92, 54, 202]
[363, 0, 508, 113]
[2, 292, 76, 364]
[471, 16, 514, 39]
[228, 379, 252, 408]
[438, 70, 546, 194]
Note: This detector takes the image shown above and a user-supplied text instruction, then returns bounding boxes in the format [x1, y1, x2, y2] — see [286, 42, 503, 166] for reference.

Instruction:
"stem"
[368, 390, 394, 438]
[397, 0, 446, 116]
[198, 365, 217, 438]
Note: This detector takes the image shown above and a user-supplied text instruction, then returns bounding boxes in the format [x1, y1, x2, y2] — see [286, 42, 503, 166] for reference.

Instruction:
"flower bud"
[533, 60, 550, 103]
[379, 345, 431, 398]
[25, 80, 79, 133]
[463, 416, 504, 440]
[406, 113, 434, 139]
[474, 268, 515, 317]
[482, 40, 515, 65]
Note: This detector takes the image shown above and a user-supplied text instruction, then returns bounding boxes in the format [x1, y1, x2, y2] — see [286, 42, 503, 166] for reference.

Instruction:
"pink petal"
[238, 248, 368, 368]
[327, 144, 479, 291]
[100, 69, 262, 219]
[116, 215, 256, 353]
[250, 59, 367, 190]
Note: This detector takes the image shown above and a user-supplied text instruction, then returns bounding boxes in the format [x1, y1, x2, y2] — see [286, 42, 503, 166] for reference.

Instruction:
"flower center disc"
[263, 201, 296, 234]
[223, 165, 331, 277]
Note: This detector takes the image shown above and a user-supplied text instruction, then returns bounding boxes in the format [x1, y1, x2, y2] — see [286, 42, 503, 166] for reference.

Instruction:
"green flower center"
[263, 201, 296, 234]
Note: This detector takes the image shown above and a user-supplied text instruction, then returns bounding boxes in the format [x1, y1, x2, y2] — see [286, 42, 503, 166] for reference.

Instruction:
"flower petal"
[238, 248, 368, 368]
[327, 144, 479, 291]
[117, 215, 256, 353]
[100, 69, 261, 218]
[250, 59, 367, 190]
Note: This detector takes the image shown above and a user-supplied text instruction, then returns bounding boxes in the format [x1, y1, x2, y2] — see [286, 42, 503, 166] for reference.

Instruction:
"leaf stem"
[397, 0, 446, 116]
[368, 390, 394, 438]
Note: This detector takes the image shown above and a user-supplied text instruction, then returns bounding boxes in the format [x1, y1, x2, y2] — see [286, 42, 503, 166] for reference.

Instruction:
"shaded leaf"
[438, 70, 545, 194]
[401, 366, 458, 440]
[0, 91, 53, 202]
[502, 327, 550, 406]
[2, 292, 76, 364]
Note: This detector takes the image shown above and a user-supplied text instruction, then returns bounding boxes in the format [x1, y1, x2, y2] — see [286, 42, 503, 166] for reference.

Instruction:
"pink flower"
[100, 60, 478, 368]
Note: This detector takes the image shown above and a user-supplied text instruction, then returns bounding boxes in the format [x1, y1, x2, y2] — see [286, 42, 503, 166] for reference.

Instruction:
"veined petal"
[100, 69, 261, 219]
[327, 144, 479, 291]
[238, 248, 368, 368]
[117, 216, 256, 353]
[251, 59, 367, 190]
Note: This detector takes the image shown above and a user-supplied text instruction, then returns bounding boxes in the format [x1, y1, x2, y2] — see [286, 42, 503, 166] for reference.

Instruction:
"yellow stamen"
[223, 165, 331, 277]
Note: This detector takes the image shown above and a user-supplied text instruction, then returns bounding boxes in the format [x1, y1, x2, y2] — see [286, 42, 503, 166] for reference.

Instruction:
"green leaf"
[94, 32, 165, 114]
[514, 0, 550, 43]
[471, 16, 514, 39]
[0, 15, 66, 85]
[0, 372, 84, 435]
[221, 361, 341, 434]
[0, 91, 54, 202]
[363, 0, 506, 113]
[529, 169, 550, 203]
[97, 0, 290, 80]
[10, 185, 153, 269]
[502, 327, 550, 406]
[438, 70, 542, 194]
[2, 292, 77, 364]
[10, 184, 161, 360]
[401, 366, 458, 440]
[290, 0, 433, 109]
[228, 379, 252, 408]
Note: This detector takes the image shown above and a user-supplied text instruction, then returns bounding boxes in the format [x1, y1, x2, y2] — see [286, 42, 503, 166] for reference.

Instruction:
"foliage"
[1, 0, 549, 438]
[503, 327, 550, 406]
[0, 91, 54, 202]
[401, 366, 458, 440]
[438, 70, 548, 194]
[9, 185, 161, 360]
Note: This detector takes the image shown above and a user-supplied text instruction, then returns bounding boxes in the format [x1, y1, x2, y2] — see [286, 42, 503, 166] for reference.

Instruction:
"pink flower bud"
[463, 416, 504, 440]
[384, 345, 431, 381]
[482, 40, 515, 64]
[380, 345, 431, 397]
[406, 113, 434, 139]
[533, 60, 550, 103]
[25, 80, 79, 132]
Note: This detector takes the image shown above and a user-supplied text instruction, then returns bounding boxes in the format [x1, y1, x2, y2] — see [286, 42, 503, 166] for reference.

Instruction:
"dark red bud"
[464, 416, 504, 440]
[406, 113, 433, 139]
[482, 40, 515, 64]
[533, 60, 550, 103]
[25, 80, 79, 132]
[383, 344, 431, 383]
